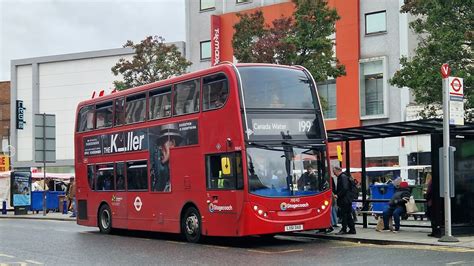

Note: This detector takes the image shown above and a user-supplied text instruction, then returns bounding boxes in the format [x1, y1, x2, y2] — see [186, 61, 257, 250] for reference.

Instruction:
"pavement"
[1, 211, 473, 250]
[0, 210, 76, 221]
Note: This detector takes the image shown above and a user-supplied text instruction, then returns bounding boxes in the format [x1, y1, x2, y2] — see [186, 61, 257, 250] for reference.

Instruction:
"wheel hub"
[101, 209, 110, 229]
[185, 214, 198, 235]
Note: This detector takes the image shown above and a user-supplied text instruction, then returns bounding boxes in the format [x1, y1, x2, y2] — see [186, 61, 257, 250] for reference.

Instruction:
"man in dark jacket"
[382, 181, 411, 232]
[333, 166, 356, 235]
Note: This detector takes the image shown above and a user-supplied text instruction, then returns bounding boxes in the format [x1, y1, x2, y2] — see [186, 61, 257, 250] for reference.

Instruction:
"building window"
[200, 0, 215, 11]
[317, 80, 336, 119]
[200, 41, 211, 60]
[365, 11, 386, 35]
[360, 59, 385, 117]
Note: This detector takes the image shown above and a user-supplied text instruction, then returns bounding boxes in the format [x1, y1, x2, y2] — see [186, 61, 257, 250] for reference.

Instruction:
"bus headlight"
[324, 200, 329, 206]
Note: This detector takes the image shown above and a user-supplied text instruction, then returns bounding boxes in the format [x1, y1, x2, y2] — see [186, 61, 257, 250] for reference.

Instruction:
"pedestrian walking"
[67, 177, 76, 218]
[333, 166, 356, 235]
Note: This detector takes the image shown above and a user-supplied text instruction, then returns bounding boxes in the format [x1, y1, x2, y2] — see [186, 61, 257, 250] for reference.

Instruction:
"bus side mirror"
[221, 157, 231, 175]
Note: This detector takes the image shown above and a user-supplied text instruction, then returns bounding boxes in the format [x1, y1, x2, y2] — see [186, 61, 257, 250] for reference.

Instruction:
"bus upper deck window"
[77, 105, 94, 132]
[125, 93, 146, 124]
[95, 101, 113, 129]
[149, 86, 172, 120]
[202, 73, 228, 111]
[114, 98, 125, 126]
[173, 79, 200, 116]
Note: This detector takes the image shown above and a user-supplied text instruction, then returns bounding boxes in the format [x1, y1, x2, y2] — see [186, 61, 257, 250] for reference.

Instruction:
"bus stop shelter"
[327, 119, 474, 233]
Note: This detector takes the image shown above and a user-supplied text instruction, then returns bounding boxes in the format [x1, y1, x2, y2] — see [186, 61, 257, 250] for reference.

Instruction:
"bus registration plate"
[284, 224, 303, 232]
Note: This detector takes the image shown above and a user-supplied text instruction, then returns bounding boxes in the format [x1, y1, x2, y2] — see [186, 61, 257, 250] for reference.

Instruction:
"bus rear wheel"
[98, 204, 113, 234]
[181, 207, 202, 243]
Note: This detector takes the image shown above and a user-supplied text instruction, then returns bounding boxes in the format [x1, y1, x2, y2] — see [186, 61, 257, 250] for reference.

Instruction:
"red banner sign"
[211, 15, 221, 66]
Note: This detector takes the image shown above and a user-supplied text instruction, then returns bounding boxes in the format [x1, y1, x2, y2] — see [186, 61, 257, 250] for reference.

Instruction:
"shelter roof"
[327, 119, 474, 142]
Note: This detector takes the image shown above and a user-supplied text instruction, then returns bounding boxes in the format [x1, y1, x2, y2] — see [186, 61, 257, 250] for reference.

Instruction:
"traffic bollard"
[2, 200, 6, 215]
[62, 199, 68, 214]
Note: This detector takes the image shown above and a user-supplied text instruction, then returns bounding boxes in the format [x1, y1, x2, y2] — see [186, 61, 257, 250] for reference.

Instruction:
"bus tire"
[181, 207, 202, 243]
[98, 204, 113, 234]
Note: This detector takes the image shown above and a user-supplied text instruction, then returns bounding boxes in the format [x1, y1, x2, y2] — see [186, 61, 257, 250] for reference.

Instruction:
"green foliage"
[111, 36, 192, 90]
[232, 0, 345, 82]
[390, 0, 473, 120]
[231, 0, 345, 114]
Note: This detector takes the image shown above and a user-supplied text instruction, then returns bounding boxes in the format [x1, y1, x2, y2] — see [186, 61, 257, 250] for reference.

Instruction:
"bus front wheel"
[181, 207, 202, 243]
[98, 204, 113, 234]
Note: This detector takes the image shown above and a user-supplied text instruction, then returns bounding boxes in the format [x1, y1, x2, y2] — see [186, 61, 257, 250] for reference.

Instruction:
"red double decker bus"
[74, 63, 332, 242]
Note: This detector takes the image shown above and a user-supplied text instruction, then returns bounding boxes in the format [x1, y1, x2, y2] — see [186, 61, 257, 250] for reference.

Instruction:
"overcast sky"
[0, 0, 185, 81]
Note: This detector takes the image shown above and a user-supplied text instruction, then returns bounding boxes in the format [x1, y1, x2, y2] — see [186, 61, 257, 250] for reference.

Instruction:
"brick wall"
[0, 81, 11, 145]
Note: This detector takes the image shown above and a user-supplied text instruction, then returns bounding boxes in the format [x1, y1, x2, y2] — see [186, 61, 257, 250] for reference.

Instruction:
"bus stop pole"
[42, 113, 47, 216]
[439, 78, 458, 242]
[361, 139, 367, 228]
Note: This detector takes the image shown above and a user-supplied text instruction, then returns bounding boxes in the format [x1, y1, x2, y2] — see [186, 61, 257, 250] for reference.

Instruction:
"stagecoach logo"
[111, 195, 123, 206]
[208, 203, 233, 213]
[134, 196, 143, 211]
[280, 202, 310, 211]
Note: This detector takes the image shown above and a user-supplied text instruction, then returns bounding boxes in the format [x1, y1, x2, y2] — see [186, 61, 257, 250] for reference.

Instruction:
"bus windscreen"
[238, 66, 317, 110]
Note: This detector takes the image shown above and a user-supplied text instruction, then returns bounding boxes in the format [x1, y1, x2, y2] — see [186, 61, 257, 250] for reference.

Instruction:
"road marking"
[25, 260, 44, 265]
[0, 254, 14, 258]
[247, 249, 303, 254]
[202, 244, 228, 249]
[333, 241, 474, 253]
[165, 240, 186, 245]
[446, 261, 470, 265]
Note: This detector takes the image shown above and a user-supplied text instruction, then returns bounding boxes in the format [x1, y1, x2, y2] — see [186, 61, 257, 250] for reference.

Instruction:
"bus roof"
[76, 63, 304, 108]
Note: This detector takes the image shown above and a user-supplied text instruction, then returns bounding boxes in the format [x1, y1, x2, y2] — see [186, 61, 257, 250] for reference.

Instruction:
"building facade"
[185, 0, 428, 175]
[0, 81, 10, 157]
[10, 43, 185, 173]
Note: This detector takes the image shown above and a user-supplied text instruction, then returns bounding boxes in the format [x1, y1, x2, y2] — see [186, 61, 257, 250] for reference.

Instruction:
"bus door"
[111, 162, 127, 228]
[125, 160, 153, 230]
[205, 152, 245, 236]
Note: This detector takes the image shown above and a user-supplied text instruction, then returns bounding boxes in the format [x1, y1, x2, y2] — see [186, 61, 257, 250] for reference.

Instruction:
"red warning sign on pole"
[440, 63, 451, 79]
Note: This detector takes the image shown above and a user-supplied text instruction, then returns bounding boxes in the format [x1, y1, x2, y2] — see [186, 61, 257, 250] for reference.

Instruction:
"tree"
[112, 36, 192, 90]
[390, 0, 473, 120]
[232, 0, 345, 82]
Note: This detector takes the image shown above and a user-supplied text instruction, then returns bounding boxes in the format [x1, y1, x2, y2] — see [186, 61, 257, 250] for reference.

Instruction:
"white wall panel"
[16, 65, 33, 162]
[38, 54, 132, 160]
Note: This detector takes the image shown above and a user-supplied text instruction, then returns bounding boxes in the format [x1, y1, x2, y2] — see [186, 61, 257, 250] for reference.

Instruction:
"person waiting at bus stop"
[382, 181, 411, 232]
[333, 166, 356, 235]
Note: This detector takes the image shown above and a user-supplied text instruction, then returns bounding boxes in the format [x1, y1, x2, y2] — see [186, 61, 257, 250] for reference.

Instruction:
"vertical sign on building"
[211, 15, 221, 66]
[16, 100, 26, 129]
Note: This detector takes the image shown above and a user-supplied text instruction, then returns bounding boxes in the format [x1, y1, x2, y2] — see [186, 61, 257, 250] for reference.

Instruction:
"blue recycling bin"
[31, 191, 44, 211]
[30, 191, 65, 211]
[370, 184, 396, 212]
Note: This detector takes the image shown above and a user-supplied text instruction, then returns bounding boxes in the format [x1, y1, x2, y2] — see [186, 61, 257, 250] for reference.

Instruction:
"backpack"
[348, 175, 359, 200]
